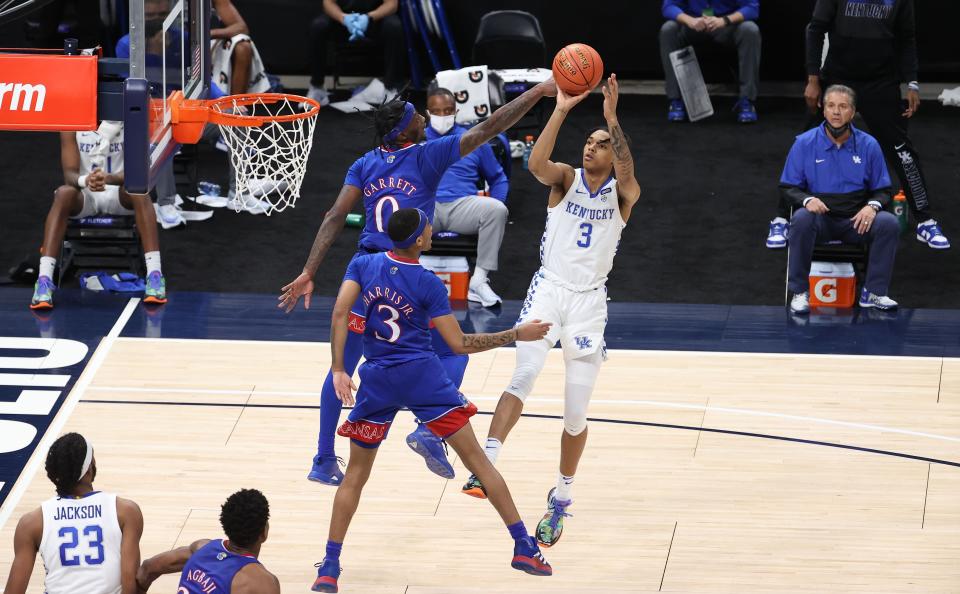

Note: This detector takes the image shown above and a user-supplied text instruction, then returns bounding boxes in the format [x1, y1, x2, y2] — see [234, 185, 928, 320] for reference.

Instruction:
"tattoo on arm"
[303, 213, 344, 276]
[462, 328, 518, 352]
[608, 122, 635, 181]
[462, 86, 543, 155]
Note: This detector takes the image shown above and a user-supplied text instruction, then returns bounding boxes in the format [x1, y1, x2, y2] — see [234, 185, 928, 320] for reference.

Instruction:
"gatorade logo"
[0, 83, 46, 112]
[814, 278, 838, 303]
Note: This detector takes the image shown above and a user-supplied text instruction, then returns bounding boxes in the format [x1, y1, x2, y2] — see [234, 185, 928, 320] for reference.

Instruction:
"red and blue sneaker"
[511, 536, 552, 576]
[535, 487, 573, 547]
[307, 455, 345, 486]
[405, 423, 455, 479]
[311, 559, 341, 592]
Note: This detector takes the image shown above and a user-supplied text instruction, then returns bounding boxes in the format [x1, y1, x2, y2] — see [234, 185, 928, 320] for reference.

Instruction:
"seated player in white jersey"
[460, 75, 642, 548]
[135, 489, 280, 594]
[3, 432, 144, 594]
[29, 121, 167, 310]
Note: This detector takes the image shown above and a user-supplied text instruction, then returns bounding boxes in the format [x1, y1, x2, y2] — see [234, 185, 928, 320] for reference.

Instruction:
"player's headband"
[382, 102, 416, 145]
[393, 208, 428, 249]
[78, 435, 93, 481]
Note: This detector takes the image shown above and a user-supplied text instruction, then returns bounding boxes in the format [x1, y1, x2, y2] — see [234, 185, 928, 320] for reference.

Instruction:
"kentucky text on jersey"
[362, 285, 415, 316]
[79, 141, 123, 153]
[361, 177, 417, 197]
[564, 201, 617, 221]
[183, 568, 219, 593]
[52, 504, 102, 521]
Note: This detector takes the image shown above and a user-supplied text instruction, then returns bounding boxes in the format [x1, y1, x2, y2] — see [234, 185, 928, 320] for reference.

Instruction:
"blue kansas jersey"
[177, 539, 260, 593]
[345, 134, 461, 252]
[344, 252, 452, 365]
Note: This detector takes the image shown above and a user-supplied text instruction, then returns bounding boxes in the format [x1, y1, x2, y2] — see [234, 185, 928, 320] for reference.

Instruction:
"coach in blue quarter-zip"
[659, 0, 761, 123]
[781, 85, 900, 315]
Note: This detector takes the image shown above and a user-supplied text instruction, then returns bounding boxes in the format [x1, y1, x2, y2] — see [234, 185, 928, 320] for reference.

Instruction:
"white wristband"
[77, 174, 88, 189]
[907, 81, 919, 91]
[803, 196, 815, 206]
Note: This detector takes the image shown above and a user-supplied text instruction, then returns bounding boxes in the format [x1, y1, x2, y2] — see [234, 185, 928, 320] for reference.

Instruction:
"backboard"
[124, 0, 209, 193]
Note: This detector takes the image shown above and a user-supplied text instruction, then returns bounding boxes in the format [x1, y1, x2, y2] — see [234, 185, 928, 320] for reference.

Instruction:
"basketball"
[552, 43, 604, 95]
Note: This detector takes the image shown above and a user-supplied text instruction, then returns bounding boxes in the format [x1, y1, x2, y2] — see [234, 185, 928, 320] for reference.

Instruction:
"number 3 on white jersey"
[375, 196, 400, 232]
[375, 305, 401, 343]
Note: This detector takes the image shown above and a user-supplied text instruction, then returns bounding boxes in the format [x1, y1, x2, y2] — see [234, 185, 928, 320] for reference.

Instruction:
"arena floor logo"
[0, 337, 89, 509]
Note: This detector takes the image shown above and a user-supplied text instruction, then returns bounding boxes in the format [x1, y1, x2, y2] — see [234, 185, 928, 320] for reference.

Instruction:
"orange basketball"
[552, 43, 604, 95]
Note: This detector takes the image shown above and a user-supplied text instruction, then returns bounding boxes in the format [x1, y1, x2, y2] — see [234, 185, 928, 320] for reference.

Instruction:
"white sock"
[144, 251, 162, 275]
[39, 256, 56, 279]
[471, 267, 489, 286]
[483, 437, 502, 465]
[555, 472, 575, 502]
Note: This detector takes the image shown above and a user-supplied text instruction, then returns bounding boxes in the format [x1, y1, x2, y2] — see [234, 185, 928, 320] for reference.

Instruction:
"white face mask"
[429, 113, 456, 135]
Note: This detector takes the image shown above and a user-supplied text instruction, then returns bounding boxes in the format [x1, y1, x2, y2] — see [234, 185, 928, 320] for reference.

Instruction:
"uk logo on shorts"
[574, 335, 593, 350]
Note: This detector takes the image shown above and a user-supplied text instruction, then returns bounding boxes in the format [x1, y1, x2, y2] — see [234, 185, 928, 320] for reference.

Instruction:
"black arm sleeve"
[805, 0, 836, 76]
[780, 184, 811, 209]
[869, 187, 893, 209]
[895, 0, 919, 82]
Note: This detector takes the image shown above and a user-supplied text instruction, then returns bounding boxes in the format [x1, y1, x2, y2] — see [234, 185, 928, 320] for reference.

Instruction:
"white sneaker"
[306, 85, 330, 107]
[156, 202, 186, 229]
[467, 280, 502, 307]
[858, 288, 898, 310]
[352, 78, 387, 104]
[789, 291, 810, 314]
[227, 192, 272, 215]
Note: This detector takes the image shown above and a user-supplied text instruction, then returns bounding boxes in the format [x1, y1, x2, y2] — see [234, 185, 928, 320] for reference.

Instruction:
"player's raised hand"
[332, 370, 357, 405]
[516, 319, 552, 342]
[278, 272, 315, 313]
[555, 86, 590, 113]
[602, 74, 620, 122]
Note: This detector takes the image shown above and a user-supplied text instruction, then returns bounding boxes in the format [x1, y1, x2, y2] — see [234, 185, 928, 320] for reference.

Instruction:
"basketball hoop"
[170, 91, 320, 215]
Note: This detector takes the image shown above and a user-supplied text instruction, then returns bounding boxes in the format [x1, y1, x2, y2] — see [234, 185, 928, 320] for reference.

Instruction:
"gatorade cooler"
[808, 261, 856, 308]
[420, 255, 469, 300]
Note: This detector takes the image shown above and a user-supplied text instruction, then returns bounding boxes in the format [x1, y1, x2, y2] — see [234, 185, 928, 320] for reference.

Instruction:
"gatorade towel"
[79, 272, 146, 293]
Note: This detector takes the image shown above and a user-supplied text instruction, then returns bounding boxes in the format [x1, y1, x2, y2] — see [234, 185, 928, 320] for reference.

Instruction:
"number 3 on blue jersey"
[375, 196, 399, 232]
[577, 222, 593, 248]
[375, 304, 401, 343]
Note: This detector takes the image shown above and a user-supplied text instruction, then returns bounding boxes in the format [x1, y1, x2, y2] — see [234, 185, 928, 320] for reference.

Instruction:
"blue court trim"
[80, 399, 960, 469]
[113, 291, 960, 358]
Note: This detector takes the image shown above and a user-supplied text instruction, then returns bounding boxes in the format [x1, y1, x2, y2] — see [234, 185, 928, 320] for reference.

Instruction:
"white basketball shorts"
[516, 268, 607, 361]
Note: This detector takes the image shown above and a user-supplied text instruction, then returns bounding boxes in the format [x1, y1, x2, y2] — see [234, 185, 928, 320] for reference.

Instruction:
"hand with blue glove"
[344, 12, 369, 42]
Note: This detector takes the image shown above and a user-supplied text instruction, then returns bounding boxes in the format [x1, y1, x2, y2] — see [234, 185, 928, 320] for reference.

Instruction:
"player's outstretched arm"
[330, 279, 362, 405]
[528, 87, 588, 189]
[602, 74, 641, 213]
[117, 497, 144, 594]
[3, 509, 42, 594]
[458, 78, 558, 158]
[433, 315, 551, 354]
[279, 184, 362, 313]
[136, 539, 209, 593]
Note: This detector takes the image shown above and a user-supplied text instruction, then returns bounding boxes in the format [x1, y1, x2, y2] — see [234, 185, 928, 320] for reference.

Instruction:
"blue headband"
[382, 102, 416, 145]
[393, 208, 428, 249]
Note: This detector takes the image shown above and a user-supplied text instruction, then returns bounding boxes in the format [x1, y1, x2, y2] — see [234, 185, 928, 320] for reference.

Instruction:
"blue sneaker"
[30, 275, 55, 310]
[405, 423, 455, 479]
[766, 217, 789, 249]
[667, 99, 687, 122]
[735, 97, 758, 123]
[311, 559, 341, 592]
[859, 288, 898, 311]
[143, 271, 167, 304]
[511, 536, 553, 576]
[535, 487, 573, 547]
[916, 219, 950, 249]
[307, 455, 345, 486]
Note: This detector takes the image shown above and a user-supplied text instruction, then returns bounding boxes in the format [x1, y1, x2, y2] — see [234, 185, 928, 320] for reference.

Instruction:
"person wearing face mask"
[426, 87, 511, 307]
[780, 85, 900, 315]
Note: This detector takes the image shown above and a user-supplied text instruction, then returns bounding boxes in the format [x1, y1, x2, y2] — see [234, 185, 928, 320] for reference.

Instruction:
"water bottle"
[345, 213, 365, 228]
[892, 190, 908, 236]
[522, 135, 535, 170]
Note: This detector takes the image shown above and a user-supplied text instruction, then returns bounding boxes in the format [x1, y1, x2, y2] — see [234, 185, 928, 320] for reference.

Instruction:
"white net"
[212, 95, 319, 216]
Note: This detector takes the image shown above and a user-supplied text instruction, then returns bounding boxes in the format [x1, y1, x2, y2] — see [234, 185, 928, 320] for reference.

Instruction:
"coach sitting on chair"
[782, 85, 899, 315]
[426, 87, 510, 307]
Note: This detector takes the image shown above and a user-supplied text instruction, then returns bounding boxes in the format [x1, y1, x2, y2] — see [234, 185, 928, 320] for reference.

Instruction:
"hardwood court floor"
[2, 337, 960, 592]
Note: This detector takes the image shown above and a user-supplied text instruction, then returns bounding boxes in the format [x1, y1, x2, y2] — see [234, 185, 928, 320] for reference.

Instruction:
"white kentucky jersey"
[39, 491, 123, 594]
[539, 169, 625, 289]
[77, 121, 124, 176]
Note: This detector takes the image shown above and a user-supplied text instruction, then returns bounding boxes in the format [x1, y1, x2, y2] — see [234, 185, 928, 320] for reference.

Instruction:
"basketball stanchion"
[168, 91, 321, 216]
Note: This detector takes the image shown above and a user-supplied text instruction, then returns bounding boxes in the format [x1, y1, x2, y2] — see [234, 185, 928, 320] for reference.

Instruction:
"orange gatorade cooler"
[808, 261, 856, 308]
[419, 255, 469, 300]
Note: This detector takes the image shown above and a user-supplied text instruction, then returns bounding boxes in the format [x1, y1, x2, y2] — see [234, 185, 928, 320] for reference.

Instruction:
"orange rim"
[207, 92, 321, 126]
